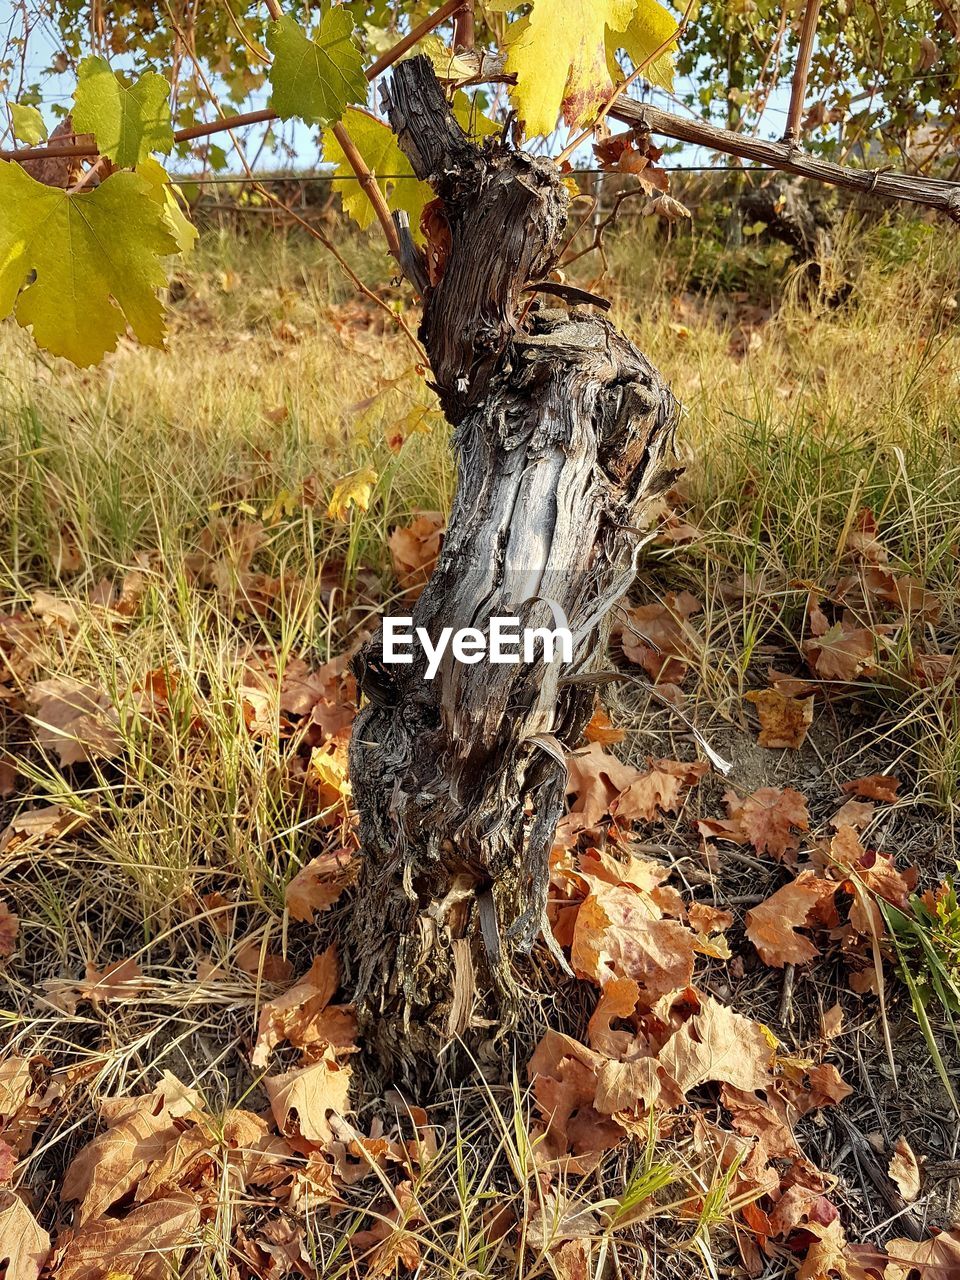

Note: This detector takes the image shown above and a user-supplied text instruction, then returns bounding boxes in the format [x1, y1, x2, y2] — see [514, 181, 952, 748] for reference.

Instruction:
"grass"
[1, 205, 960, 1275]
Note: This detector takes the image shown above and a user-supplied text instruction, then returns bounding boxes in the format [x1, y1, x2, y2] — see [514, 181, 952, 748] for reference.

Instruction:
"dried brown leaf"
[658, 995, 775, 1096]
[0, 1192, 50, 1280]
[252, 947, 356, 1068]
[264, 1050, 351, 1147]
[285, 848, 358, 922]
[745, 871, 836, 967]
[745, 689, 814, 749]
[56, 1193, 200, 1280]
[841, 774, 900, 803]
[888, 1136, 921, 1202]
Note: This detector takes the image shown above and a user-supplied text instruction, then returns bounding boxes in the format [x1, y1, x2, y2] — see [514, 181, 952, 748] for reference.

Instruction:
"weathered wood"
[609, 98, 960, 225]
[345, 59, 678, 1087]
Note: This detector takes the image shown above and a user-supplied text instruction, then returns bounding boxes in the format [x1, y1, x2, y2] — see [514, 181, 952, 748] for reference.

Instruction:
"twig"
[0, 0, 465, 164]
[779, 962, 796, 1025]
[331, 119, 402, 262]
[366, 0, 464, 79]
[453, 0, 474, 52]
[608, 98, 960, 223]
[783, 0, 823, 144]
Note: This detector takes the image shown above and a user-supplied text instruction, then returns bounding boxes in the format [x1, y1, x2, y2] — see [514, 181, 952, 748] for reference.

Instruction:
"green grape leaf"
[492, 0, 678, 136]
[0, 162, 178, 366]
[72, 56, 173, 165]
[11, 104, 47, 145]
[267, 10, 366, 127]
[138, 156, 199, 257]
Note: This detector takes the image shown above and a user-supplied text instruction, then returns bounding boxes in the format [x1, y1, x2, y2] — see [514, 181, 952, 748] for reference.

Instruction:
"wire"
[175, 164, 782, 185]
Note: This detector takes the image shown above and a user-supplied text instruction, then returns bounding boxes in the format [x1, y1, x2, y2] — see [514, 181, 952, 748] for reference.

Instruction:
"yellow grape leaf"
[323, 106, 432, 234]
[493, 0, 678, 135]
[451, 88, 502, 140]
[0, 162, 178, 366]
[72, 55, 173, 165]
[324, 95, 496, 238]
[137, 156, 198, 256]
[267, 10, 366, 127]
[11, 103, 47, 144]
[327, 467, 378, 521]
[612, 0, 678, 92]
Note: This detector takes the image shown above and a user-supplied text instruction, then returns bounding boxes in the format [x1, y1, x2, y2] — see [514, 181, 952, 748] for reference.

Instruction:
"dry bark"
[345, 58, 678, 1088]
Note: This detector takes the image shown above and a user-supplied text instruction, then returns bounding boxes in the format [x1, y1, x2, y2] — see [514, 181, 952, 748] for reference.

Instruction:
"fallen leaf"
[264, 1050, 351, 1147]
[618, 591, 701, 685]
[46, 957, 147, 1014]
[27, 677, 121, 766]
[888, 1136, 921, 1202]
[0, 804, 86, 854]
[745, 871, 837, 967]
[803, 623, 875, 681]
[62, 1094, 182, 1225]
[594, 1055, 662, 1116]
[658, 996, 775, 1096]
[571, 886, 696, 1005]
[56, 1192, 200, 1280]
[745, 689, 814, 749]
[285, 848, 358, 922]
[0, 1192, 50, 1280]
[234, 940, 293, 985]
[883, 1229, 960, 1280]
[565, 743, 642, 828]
[583, 706, 625, 745]
[726, 787, 811, 861]
[687, 903, 733, 935]
[0, 903, 18, 958]
[388, 512, 444, 600]
[830, 799, 874, 830]
[586, 976, 639, 1056]
[821, 1004, 844, 1040]
[252, 948, 356, 1068]
[841, 774, 899, 803]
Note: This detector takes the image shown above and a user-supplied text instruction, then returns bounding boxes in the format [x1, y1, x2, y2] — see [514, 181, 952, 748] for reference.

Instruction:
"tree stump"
[345, 58, 679, 1089]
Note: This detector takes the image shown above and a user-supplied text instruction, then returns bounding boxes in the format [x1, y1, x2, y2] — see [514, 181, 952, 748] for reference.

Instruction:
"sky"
[5, 6, 794, 180]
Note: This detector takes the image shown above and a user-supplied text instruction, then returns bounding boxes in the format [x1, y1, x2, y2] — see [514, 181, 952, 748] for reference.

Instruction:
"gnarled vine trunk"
[345, 58, 678, 1089]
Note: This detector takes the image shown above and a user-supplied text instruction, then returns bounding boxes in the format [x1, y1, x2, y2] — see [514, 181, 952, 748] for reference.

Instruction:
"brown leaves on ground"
[389, 512, 444, 600]
[284, 847, 358, 922]
[264, 1049, 352, 1148]
[746, 871, 837, 967]
[616, 590, 702, 687]
[700, 786, 810, 862]
[888, 1136, 922, 1202]
[44, 957, 147, 1014]
[39, 955, 393, 1280]
[842, 773, 900, 803]
[746, 688, 815, 749]
[563, 742, 707, 837]
[0, 1192, 50, 1280]
[28, 676, 122, 766]
[883, 1230, 960, 1280]
[0, 804, 87, 855]
[0, 903, 19, 958]
[252, 946, 356, 1067]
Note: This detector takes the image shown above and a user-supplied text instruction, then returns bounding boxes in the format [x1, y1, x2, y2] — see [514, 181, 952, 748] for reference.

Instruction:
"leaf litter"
[0, 512, 958, 1278]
